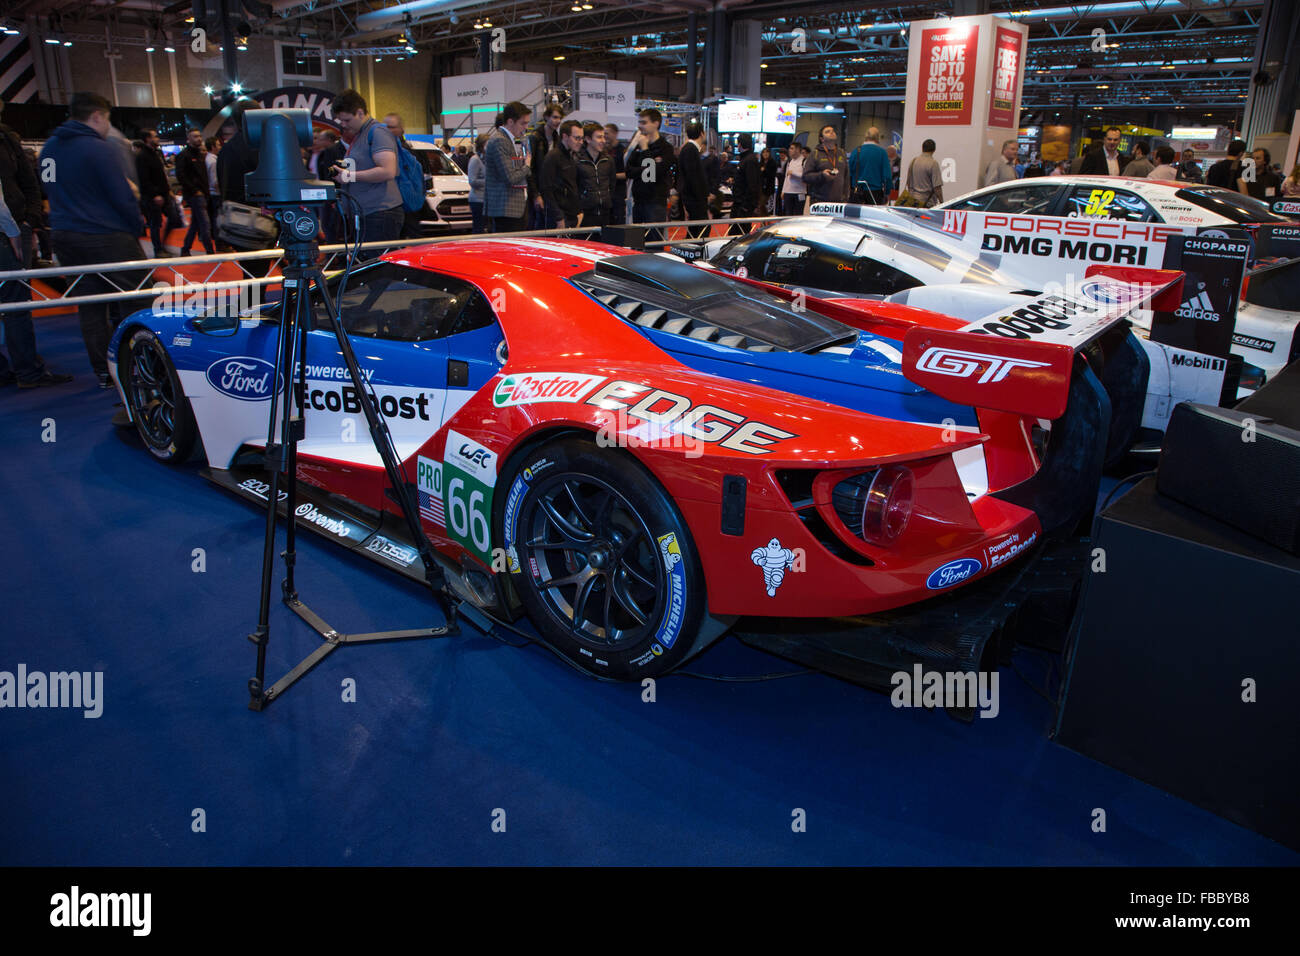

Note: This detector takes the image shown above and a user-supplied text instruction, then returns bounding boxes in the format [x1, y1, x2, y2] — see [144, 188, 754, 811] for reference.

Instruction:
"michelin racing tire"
[498, 436, 709, 680]
[120, 328, 197, 464]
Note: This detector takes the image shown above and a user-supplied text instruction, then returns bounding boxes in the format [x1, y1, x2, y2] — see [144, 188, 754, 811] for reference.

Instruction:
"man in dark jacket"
[626, 108, 675, 241]
[40, 92, 147, 386]
[576, 123, 612, 227]
[677, 121, 710, 237]
[1078, 127, 1129, 176]
[529, 104, 564, 229]
[136, 128, 172, 255]
[0, 97, 42, 266]
[539, 120, 583, 229]
[602, 124, 626, 225]
[1206, 140, 1246, 190]
[728, 133, 762, 235]
[175, 129, 215, 256]
[802, 125, 849, 204]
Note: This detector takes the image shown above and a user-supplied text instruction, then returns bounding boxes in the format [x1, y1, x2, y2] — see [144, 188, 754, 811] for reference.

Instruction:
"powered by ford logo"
[206, 357, 278, 401]
[926, 557, 982, 590]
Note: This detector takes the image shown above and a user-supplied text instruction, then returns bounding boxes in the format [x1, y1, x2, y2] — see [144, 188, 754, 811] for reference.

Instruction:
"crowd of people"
[5, 90, 1300, 394]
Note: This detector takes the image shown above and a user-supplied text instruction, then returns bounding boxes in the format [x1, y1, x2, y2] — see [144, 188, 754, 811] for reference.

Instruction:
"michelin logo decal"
[751, 537, 796, 597]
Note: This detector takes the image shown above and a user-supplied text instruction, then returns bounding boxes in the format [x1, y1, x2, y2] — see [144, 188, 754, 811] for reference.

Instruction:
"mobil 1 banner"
[1152, 234, 1250, 358]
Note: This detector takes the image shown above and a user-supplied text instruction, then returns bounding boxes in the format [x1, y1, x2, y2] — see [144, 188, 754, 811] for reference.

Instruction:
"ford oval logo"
[926, 557, 983, 590]
[206, 356, 277, 401]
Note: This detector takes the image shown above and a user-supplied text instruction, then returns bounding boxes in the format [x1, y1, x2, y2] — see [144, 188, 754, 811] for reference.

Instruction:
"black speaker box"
[1156, 402, 1300, 555]
[1056, 477, 1300, 851]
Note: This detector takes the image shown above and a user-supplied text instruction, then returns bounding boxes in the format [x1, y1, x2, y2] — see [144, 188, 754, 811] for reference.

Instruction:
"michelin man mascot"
[751, 537, 796, 597]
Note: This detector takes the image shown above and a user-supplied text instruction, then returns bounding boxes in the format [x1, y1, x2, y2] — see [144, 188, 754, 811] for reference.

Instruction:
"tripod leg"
[249, 281, 303, 708]
[316, 279, 457, 626]
[281, 291, 309, 604]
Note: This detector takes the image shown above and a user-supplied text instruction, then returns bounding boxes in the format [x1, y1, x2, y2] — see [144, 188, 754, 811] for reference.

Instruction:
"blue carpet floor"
[2, 313, 1295, 866]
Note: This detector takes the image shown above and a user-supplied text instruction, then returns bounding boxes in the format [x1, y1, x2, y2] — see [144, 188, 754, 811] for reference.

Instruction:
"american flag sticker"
[416, 456, 445, 528]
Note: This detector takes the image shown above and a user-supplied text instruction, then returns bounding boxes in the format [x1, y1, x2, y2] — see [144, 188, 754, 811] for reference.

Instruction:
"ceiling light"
[375, 56, 383, 61]
[554, 55, 565, 60]
[571, 4, 582, 10]
[63, 38, 72, 47]
[761, 63, 768, 68]
[51, 34, 67, 46]
[675, 69, 686, 74]
[231, 82, 243, 94]
[343, 56, 351, 63]
[185, 16, 194, 24]
[764, 81, 776, 86]
[203, 85, 214, 95]
[582, 2, 593, 8]
[483, 19, 493, 26]
[328, 56, 336, 62]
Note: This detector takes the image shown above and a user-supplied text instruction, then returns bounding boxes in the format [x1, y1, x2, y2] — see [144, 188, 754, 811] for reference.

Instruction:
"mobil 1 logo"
[1152, 233, 1250, 359]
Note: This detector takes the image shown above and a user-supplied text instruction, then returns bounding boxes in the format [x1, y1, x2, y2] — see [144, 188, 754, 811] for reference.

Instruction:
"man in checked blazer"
[484, 101, 540, 233]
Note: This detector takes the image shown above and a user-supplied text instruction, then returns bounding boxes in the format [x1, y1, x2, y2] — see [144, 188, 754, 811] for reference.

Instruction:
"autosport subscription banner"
[987, 27, 1023, 128]
[915, 24, 979, 126]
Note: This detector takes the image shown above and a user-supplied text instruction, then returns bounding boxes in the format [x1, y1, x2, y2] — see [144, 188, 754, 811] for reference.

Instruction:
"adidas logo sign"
[1174, 289, 1221, 322]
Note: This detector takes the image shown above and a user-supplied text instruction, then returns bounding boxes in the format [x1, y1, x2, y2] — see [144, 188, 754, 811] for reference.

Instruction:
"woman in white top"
[780, 144, 807, 215]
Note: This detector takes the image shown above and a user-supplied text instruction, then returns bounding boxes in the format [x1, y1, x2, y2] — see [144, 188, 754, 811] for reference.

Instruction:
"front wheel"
[119, 327, 197, 464]
[498, 437, 711, 679]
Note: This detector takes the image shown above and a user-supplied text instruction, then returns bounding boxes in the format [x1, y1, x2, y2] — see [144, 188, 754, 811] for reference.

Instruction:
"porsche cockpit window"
[572, 254, 858, 353]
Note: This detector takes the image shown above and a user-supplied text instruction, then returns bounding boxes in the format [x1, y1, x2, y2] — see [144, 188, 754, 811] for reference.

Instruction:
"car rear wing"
[902, 268, 1183, 419]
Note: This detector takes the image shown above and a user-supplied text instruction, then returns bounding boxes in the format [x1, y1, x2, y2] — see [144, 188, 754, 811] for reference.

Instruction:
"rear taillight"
[833, 465, 914, 546]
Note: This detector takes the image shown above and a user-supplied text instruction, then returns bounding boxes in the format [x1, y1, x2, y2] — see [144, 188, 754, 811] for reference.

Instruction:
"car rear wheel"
[499, 436, 712, 679]
[120, 327, 197, 464]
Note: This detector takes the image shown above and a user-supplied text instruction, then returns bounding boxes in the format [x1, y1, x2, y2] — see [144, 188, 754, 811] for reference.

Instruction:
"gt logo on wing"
[916, 347, 1050, 384]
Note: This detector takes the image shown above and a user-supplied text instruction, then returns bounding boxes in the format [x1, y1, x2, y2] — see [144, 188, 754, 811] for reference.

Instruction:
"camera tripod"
[246, 204, 459, 711]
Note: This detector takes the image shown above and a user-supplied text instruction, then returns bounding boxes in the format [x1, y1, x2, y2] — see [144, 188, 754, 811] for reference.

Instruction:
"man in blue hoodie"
[40, 93, 147, 386]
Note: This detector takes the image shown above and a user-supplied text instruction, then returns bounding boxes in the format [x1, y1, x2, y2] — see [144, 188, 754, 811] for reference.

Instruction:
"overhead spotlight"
[164, 33, 176, 53]
[47, 32, 65, 45]
[185, 16, 194, 24]
[582, 3, 592, 8]
[554, 54, 565, 60]
[203, 85, 214, 95]
[230, 82, 243, 94]
[375, 56, 383, 62]
[63, 38, 73, 47]
[343, 56, 351, 63]
[571, 3, 581, 10]
[328, 55, 336, 63]
[237, 38, 248, 51]
[483, 19, 492, 27]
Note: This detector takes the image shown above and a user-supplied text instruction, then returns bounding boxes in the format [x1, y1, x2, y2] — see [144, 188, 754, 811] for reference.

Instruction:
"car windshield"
[1176, 187, 1289, 224]
[416, 149, 461, 176]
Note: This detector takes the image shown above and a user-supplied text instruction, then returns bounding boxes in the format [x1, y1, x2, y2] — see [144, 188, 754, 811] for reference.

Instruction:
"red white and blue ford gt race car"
[106, 238, 1173, 679]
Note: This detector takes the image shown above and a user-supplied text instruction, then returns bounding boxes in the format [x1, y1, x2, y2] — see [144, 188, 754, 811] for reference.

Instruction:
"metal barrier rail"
[0, 216, 785, 315]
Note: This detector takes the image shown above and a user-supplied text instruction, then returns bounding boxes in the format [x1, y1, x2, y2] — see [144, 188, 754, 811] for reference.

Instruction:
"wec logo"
[916, 347, 1049, 384]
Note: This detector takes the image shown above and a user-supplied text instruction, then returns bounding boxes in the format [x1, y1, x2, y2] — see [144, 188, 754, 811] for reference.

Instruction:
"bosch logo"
[206, 357, 278, 401]
[926, 558, 982, 590]
[916, 347, 1050, 384]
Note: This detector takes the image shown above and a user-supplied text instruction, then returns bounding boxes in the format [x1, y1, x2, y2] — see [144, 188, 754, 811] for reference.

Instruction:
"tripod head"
[243, 108, 337, 268]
